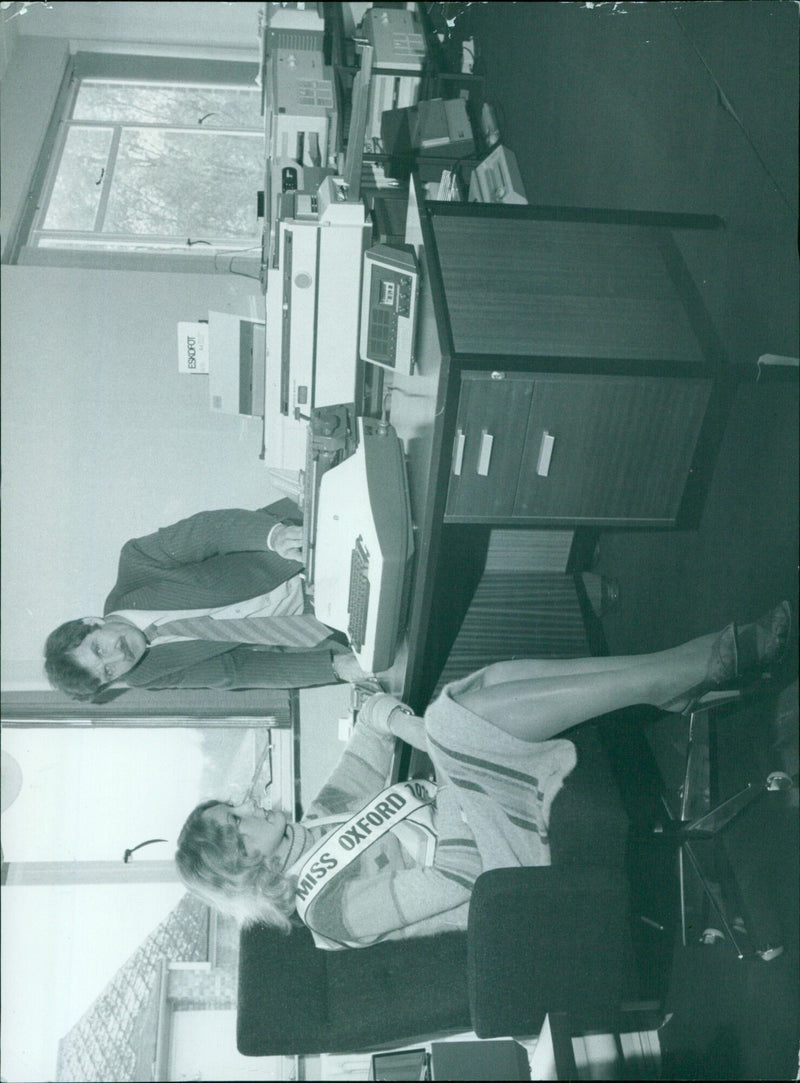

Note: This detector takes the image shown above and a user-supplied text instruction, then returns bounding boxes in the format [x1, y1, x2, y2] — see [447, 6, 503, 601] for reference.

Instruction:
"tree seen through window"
[33, 78, 264, 255]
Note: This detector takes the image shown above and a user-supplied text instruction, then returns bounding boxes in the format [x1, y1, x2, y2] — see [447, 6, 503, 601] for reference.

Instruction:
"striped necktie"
[145, 613, 332, 649]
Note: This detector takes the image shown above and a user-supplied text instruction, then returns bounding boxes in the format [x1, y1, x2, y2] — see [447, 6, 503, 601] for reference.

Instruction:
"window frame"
[7, 52, 266, 275]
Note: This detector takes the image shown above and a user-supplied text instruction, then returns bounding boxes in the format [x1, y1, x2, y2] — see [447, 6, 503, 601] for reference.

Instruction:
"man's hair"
[44, 619, 103, 701]
[175, 800, 296, 931]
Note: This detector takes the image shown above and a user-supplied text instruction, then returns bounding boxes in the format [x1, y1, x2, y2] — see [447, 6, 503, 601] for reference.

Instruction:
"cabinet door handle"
[452, 429, 466, 476]
[536, 430, 555, 477]
[477, 430, 494, 476]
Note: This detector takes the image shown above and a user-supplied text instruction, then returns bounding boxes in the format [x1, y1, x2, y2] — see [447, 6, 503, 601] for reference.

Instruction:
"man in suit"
[44, 501, 371, 700]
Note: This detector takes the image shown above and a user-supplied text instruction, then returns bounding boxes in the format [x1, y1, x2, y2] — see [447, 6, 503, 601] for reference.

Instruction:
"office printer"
[262, 3, 337, 171]
[263, 176, 372, 471]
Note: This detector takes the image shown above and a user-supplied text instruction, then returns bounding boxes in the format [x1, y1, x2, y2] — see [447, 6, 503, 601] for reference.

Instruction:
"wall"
[0, 34, 68, 255]
[1, 265, 277, 684]
[169, 1010, 294, 1081]
[0, 10, 278, 687]
[15, 1, 260, 48]
[471, 2, 799, 368]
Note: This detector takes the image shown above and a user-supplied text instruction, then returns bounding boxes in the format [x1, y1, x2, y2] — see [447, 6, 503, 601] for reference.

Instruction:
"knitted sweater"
[292, 687, 576, 950]
[296, 705, 477, 949]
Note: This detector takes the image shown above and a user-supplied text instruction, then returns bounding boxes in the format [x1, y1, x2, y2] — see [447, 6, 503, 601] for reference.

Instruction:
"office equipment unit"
[366, 71, 422, 143]
[263, 177, 372, 470]
[262, 3, 338, 170]
[361, 6, 426, 143]
[468, 145, 528, 204]
[207, 313, 265, 417]
[362, 7, 427, 71]
[381, 98, 476, 158]
[300, 403, 358, 590]
[258, 4, 339, 289]
[264, 158, 333, 269]
[430, 1039, 531, 1080]
[415, 97, 474, 155]
[379, 97, 476, 182]
[277, 174, 367, 228]
[369, 1048, 428, 1081]
[359, 244, 420, 373]
[312, 417, 414, 674]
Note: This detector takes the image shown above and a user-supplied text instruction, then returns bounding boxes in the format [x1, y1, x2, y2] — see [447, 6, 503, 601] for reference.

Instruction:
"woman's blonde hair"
[175, 799, 297, 931]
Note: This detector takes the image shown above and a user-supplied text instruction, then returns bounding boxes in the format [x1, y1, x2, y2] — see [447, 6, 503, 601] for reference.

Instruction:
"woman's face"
[204, 803, 287, 861]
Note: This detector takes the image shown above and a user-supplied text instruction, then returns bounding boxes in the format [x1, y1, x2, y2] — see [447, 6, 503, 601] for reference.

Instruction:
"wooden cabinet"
[429, 215, 708, 365]
[429, 204, 723, 529]
[445, 371, 712, 525]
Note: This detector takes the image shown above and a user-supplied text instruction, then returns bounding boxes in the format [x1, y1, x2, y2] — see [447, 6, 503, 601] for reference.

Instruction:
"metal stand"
[654, 689, 793, 958]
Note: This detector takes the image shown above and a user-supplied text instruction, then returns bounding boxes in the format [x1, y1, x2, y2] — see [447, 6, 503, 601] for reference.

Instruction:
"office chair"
[653, 685, 794, 958]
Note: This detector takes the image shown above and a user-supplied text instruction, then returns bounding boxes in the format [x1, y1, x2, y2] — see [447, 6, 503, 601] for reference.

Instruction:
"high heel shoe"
[710, 600, 792, 687]
[661, 601, 792, 715]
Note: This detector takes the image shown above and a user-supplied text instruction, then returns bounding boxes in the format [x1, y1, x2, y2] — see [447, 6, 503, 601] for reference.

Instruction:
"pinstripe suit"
[104, 500, 340, 691]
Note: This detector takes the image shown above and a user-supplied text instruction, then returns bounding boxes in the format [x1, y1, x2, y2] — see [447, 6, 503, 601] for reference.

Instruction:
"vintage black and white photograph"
[1, 2, 798, 1080]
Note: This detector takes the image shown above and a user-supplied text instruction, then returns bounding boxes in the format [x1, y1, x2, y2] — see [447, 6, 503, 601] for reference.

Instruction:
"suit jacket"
[104, 500, 338, 691]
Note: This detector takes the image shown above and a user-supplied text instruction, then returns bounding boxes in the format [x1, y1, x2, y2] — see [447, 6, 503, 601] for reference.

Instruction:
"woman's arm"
[358, 693, 428, 748]
[303, 695, 427, 820]
[388, 710, 427, 751]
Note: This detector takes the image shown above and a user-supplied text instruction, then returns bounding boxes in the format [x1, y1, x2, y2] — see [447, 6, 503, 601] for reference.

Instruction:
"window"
[12, 54, 265, 272]
[1, 723, 294, 1082]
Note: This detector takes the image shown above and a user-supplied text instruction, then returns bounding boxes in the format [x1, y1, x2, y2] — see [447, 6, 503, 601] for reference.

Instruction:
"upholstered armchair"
[236, 722, 640, 1056]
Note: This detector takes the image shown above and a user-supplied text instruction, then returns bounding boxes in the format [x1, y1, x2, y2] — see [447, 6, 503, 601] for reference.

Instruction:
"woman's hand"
[387, 710, 428, 751]
[356, 693, 427, 749]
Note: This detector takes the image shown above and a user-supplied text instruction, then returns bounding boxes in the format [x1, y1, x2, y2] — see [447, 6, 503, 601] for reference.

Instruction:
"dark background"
[444, 3, 798, 1078]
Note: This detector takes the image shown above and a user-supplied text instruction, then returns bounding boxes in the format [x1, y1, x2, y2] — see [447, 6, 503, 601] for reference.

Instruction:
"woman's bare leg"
[471, 653, 690, 686]
[452, 632, 722, 742]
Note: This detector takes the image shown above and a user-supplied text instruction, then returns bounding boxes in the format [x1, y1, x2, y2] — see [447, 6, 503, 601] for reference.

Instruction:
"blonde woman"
[176, 603, 791, 948]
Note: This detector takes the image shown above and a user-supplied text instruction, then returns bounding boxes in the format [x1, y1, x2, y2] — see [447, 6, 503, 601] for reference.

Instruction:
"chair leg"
[685, 782, 763, 836]
[678, 847, 688, 948]
[657, 697, 795, 958]
[682, 841, 756, 958]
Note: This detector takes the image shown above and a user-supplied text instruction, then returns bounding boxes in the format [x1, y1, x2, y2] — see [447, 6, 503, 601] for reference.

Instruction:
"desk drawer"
[515, 375, 711, 523]
[445, 373, 534, 519]
[444, 371, 712, 525]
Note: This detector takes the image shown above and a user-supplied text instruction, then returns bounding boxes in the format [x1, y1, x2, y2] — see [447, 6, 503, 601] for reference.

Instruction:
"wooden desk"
[380, 177, 485, 708]
[382, 177, 731, 711]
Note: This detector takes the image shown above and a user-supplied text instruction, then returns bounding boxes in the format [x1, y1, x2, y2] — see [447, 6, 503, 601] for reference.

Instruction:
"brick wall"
[167, 964, 238, 1011]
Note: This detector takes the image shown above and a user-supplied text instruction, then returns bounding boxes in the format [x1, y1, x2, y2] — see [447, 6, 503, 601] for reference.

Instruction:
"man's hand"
[332, 651, 382, 692]
[268, 523, 304, 563]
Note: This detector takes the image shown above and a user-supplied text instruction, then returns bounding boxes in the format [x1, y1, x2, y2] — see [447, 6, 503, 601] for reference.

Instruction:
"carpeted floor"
[595, 377, 799, 1083]
[443, 3, 800, 1077]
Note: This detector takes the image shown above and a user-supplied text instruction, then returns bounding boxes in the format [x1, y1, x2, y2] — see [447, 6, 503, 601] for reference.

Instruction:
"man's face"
[69, 618, 148, 687]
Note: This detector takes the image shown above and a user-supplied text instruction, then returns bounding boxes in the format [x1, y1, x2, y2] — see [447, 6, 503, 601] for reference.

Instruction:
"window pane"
[103, 129, 263, 238]
[37, 238, 227, 253]
[42, 126, 113, 230]
[0, 727, 286, 862]
[73, 81, 262, 130]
